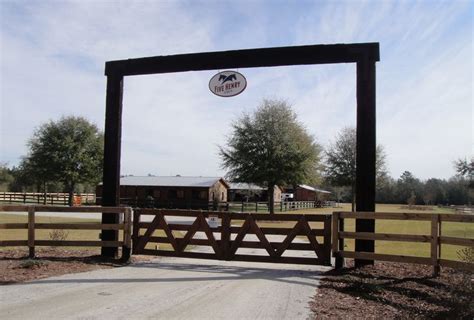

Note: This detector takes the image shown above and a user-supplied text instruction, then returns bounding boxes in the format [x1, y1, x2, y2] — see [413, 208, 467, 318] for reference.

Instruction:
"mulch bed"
[0, 248, 153, 285]
[310, 260, 474, 319]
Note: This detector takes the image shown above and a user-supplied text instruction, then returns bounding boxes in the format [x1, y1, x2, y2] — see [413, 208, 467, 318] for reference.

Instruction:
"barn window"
[177, 190, 184, 199]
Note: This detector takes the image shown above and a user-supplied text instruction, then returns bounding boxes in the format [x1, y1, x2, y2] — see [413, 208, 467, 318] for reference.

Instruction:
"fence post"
[121, 208, 132, 261]
[334, 212, 344, 269]
[280, 201, 283, 212]
[221, 213, 231, 260]
[23, 193, 26, 204]
[431, 214, 440, 276]
[323, 215, 331, 265]
[255, 202, 258, 212]
[28, 206, 35, 258]
[132, 209, 140, 254]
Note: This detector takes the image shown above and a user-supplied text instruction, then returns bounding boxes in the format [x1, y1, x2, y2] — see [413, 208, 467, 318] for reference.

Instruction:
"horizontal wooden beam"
[138, 249, 328, 265]
[439, 214, 474, 222]
[0, 240, 28, 246]
[147, 236, 324, 251]
[105, 43, 380, 76]
[34, 240, 123, 247]
[440, 236, 474, 247]
[34, 223, 124, 230]
[337, 250, 433, 265]
[337, 211, 433, 221]
[339, 231, 431, 243]
[0, 223, 28, 229]
[0, 205, 128, 213]
[138, 222, 325, 236]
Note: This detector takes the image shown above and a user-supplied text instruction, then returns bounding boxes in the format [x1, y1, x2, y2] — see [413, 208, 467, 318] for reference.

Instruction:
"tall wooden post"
[355, 57, 376, 267]
[101, 74, 123, 258]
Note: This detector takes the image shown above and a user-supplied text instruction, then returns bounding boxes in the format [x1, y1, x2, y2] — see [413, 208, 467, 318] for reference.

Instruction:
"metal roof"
[119, 176, 227, 188]
[229, 183, 285, 192]
[298, 184, 331, 194]
[229, 183, 266, 191]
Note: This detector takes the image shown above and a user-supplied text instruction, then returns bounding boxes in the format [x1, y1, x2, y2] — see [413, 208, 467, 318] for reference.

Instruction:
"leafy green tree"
[454, 157, 474, 178]
[0, 163, 14, 191]
[395, 171, 423, 205]
[423, 178, 446, 205]
[219, 99, 322, 214]
[376, 174, 396, 204]
[445, 176, 471, 205]
[454, 157, 473, 205]
[25, 116, 104, 206]
[323, 127, 387, 211]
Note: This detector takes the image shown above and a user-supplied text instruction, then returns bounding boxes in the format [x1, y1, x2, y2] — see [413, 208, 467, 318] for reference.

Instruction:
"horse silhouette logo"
[218, 74, 237, 84]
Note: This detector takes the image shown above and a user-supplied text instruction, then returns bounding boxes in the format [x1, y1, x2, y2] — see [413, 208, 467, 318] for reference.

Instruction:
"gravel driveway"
[0, 256, 329, 320]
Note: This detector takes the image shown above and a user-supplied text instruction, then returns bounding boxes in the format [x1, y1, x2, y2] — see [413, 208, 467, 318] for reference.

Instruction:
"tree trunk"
[68, 184, 75, 207]
[351, 183, 356, 212]
[43, 181, 47, 205]
[268, 184, 275, 214]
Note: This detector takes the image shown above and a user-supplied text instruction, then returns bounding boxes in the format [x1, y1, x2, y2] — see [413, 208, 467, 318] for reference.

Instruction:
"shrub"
[49, 229, 69, 241]
[19, 259, 44, 269]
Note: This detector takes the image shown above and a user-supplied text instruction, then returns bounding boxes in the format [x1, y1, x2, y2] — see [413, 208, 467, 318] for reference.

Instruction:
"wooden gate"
[133, 209, 332, 266]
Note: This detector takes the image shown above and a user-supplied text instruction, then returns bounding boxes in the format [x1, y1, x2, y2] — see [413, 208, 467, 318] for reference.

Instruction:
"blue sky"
[0, 0, 472, 180]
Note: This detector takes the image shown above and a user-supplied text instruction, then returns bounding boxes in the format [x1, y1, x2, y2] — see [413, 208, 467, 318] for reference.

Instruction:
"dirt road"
[0, 256, 328, 320]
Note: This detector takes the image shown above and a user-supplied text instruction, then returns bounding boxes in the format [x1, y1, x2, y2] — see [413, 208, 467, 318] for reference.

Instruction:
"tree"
[0, 163, 14, 191]
[219, 99, 322, 214]
[25, 116, 104, 206]
[423, 178, 446, 205]
[395, 171, 423, 205]
[454, 157, 473, 205]
[324, 127, 387, 211]
[454, 157, 474, 178]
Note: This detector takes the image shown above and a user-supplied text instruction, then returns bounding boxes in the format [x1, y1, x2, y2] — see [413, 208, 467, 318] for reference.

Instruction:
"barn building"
[227, 183, 283, 202]
[96, 176, 229, 209]
[285, 185, 331, 201]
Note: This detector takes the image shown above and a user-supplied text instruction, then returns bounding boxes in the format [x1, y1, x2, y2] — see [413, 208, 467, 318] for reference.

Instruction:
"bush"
[19, 259, 44, 269]
[49, 229, 69, 241]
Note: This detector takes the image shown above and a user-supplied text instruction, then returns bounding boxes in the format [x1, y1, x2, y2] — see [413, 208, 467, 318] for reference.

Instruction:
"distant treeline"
[1, 165, 472, 206]
[0, 164, 97, 195]
[324, 171, 472, 206]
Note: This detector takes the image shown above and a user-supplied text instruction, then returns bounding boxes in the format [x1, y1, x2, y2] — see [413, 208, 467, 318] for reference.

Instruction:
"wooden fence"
[133, 209, 332, 266]
[0, 192, 96, 205]
[332, 211, 474, 275]
[0, 205, 131, 259]
[99, 197, 327, 212]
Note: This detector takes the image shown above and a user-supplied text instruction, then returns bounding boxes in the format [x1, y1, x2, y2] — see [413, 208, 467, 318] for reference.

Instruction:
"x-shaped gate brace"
[132, 209, 332, 266]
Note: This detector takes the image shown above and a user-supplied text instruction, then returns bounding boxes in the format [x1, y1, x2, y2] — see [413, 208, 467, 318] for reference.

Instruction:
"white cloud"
[1, 0, 472, 181]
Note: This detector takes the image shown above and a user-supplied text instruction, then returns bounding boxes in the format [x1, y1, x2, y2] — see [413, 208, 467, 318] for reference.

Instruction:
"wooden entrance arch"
[101, 43, 380, 266]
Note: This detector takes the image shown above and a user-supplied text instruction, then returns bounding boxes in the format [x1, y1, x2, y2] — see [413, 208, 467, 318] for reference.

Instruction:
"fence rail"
[98, 197, 331, 212]
[0, 192, 96, 205]
[133, 209, 332, 266]
[0, 205, 131, 259]
[332, 211, 474, 275]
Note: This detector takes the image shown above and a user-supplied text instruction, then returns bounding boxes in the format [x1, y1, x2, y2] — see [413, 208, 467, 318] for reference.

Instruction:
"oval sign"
[209, 70, 247, 97]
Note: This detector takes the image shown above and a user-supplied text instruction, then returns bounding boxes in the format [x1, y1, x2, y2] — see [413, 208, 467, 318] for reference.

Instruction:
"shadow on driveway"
[29, 259, 328, 287]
